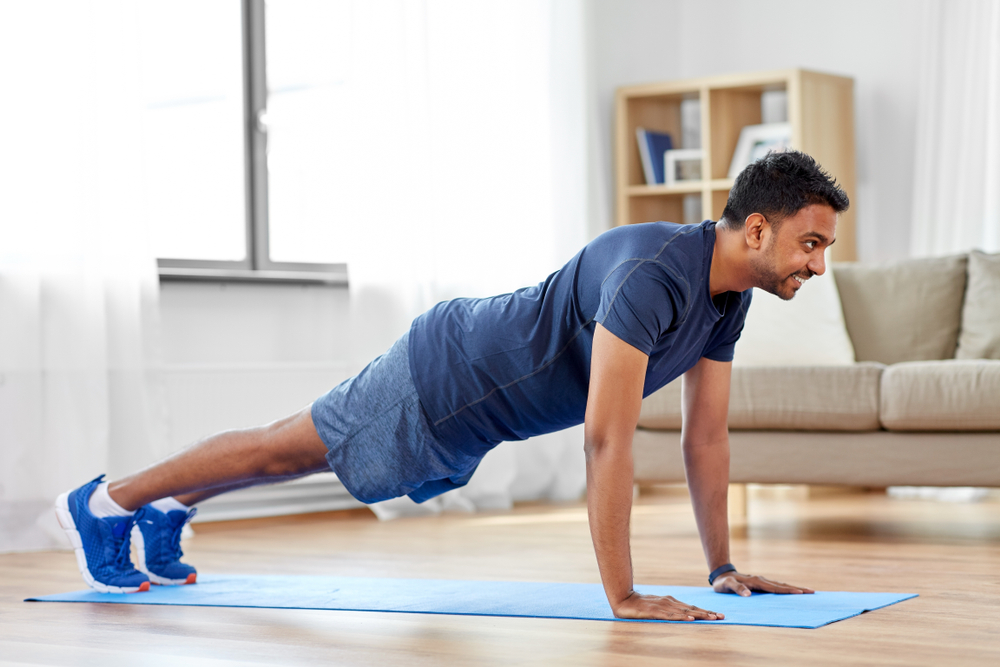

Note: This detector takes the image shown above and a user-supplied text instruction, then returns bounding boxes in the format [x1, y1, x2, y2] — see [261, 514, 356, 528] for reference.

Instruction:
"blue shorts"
[311, 332, 484, 504]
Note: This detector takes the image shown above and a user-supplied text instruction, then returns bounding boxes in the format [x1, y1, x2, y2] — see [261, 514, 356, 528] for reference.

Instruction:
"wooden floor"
[2, 489, 999, 666]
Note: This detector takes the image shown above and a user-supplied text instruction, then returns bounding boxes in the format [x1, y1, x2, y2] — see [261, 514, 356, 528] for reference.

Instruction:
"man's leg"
[107, 406, 330, 511]
[57, 405, 331, 592]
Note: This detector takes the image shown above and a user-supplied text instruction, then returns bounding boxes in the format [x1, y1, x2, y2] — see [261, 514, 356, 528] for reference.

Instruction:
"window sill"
[158, 266, 348, 286]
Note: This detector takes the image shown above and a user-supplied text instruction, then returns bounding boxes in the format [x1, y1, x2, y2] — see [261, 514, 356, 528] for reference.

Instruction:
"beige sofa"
[633, 251, 1000, 489]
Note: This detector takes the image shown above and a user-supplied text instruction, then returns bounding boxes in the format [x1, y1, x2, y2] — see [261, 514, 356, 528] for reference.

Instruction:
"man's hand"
[613, 592, 725, 621]
[711, 572, 815, 597]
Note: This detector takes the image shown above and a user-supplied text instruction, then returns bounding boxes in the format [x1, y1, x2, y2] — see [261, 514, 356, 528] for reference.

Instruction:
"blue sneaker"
[55, 475, 150, 593]
[131, 505, 198, 585]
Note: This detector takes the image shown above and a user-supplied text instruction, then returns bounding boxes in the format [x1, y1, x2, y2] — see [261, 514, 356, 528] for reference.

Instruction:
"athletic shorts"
[311, 331, 484, 504]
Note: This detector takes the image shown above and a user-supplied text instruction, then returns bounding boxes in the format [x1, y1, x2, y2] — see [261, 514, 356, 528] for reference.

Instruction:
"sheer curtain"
[911, 0, 1000, 256]
[0, 0, 594, 542]
[289, 0, 593, 518]
[0, 2, 168, 552]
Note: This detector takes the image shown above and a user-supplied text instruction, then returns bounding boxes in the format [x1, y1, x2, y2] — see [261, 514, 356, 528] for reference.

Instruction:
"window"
[146, 0, 348, 284]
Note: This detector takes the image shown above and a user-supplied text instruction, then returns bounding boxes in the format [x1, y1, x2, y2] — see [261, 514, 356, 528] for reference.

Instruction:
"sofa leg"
[728, 483, 748, 528]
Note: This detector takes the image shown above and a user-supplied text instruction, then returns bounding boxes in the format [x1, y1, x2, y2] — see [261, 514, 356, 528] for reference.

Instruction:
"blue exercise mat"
[26, 575, 916, 629]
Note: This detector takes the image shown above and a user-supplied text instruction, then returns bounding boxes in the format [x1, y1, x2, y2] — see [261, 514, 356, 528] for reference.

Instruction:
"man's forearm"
[682, 434, 732, 571]
[584, 437, 635, 607]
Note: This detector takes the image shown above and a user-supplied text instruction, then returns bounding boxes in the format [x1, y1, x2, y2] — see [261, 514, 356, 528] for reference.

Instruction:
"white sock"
[88, 482, 135, 518]
[150, 496, 191, 513]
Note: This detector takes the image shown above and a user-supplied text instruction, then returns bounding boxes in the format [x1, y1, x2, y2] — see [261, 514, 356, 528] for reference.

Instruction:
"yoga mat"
[26, 575, 916, 629]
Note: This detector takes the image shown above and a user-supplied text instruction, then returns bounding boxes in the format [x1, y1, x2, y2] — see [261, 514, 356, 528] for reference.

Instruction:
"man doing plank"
[57, 150, 847, 621]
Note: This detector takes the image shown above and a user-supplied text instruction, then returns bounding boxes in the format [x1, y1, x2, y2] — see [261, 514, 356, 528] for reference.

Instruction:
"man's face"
[748, 204, 838, 300]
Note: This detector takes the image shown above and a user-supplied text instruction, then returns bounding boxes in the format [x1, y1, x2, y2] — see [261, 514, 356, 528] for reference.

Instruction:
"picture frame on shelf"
[727, 122, 791, 179]
[664, 149, 703, 186]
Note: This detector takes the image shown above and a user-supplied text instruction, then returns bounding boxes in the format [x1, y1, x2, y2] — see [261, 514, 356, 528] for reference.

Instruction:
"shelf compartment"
[627, 192, 704, 226]
[628, 193, 685, 225]
[708, 83, 786, 180]
[621, 91, 699, 188]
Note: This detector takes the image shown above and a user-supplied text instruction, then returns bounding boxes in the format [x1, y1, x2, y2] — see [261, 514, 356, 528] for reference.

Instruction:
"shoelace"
[110, 515, 140, 572]
[166, 514, 187, 561]
[144, 508, 196, 563]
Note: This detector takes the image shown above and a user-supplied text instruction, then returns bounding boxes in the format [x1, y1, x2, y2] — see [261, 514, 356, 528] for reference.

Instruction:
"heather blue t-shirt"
[408, 220, 751, 458]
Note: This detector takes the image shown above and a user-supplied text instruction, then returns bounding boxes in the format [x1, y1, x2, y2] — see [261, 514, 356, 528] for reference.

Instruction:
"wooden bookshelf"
[615, 68, 857, 261]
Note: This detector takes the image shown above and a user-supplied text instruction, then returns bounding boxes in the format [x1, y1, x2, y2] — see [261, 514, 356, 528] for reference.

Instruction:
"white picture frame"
[664, 149, 703, 187]
[727, 122, 791, 179]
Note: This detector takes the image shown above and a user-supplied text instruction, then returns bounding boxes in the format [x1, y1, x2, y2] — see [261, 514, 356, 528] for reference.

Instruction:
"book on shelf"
[635, 127, 673, 185]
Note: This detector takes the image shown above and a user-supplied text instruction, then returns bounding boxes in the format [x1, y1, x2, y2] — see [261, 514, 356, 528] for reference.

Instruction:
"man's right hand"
[612, 591, 725, 621]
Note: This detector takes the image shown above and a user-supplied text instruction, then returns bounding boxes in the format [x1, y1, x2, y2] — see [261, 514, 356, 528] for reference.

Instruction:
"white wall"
[589, 0, 925, 262]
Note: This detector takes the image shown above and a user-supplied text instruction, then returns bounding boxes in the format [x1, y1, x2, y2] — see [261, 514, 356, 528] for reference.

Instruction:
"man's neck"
[709, 224, 754, 296]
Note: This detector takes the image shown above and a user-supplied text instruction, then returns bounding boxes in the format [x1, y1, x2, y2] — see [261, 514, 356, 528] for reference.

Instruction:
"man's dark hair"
[719, 150, 849, 230]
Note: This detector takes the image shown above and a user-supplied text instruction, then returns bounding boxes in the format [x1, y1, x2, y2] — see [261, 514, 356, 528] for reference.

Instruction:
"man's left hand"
[712, 572, 814, 597]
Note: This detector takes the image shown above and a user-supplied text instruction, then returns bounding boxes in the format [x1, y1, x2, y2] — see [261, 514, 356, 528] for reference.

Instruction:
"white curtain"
[0, 0, 594, 541]
[911, 0, 1000, 256]
[318, 0, 592, 518]
[0, 2, 168, 552]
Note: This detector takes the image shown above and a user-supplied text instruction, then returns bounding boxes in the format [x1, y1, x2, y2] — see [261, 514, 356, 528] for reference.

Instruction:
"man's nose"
[808, 253, 826, 276]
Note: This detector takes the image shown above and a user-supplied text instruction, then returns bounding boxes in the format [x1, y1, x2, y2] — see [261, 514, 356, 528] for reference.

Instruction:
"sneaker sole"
[131, 525, 197, 586]
[54, 492, 150, 594]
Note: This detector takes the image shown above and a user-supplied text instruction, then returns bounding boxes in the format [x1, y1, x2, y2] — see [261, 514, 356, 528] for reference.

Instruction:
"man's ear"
[744, 213, 767, 250]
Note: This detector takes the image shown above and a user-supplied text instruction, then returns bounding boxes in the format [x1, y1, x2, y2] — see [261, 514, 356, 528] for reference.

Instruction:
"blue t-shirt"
[407, 220, 751, 458]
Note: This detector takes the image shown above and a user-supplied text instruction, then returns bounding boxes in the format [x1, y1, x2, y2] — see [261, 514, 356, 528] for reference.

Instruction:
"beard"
[749, 239, 801, 301]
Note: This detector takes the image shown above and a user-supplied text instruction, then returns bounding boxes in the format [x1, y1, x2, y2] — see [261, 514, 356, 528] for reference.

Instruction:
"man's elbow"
[583, 435, 603, 462]
[680, 427, 729, 451]
[584, 431, 633, 464]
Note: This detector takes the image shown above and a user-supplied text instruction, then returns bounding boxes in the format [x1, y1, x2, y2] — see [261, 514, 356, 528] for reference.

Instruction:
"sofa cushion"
[733, 267, 855, 367]
[637, 363, 885, 432]
[833, 255, 967, 364]
[880, 360, 1000, 431]
[956, 250, 1000, 360]
[727, 364, 884, 431]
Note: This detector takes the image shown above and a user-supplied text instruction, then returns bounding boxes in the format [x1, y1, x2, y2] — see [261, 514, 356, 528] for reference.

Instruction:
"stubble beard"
[749, 238, 797, 301]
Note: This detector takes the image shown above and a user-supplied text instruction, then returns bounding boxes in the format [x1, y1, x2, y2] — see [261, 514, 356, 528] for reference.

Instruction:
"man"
[56, 150, 847, 621]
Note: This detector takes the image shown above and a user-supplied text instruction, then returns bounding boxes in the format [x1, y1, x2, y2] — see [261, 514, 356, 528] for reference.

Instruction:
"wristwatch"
[708, 563, 737, 585]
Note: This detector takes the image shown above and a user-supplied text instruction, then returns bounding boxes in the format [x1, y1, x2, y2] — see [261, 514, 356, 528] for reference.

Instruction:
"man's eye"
[805, 241, 817, 250]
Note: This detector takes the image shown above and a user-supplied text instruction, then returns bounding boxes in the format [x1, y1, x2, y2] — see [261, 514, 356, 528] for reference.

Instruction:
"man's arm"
[681, 356, 814, 596]
[585, 324, 722, 621]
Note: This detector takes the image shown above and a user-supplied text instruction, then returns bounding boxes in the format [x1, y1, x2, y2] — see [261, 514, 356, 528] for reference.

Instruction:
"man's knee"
[255, 409, 329, 478]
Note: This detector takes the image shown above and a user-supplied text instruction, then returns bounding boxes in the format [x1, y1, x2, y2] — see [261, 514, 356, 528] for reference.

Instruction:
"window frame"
[157, 0, 348, 286]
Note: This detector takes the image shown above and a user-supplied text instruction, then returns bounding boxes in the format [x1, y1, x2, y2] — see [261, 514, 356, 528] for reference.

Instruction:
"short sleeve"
[596, 260, 685, 355]
[702, 290, 752, 362]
